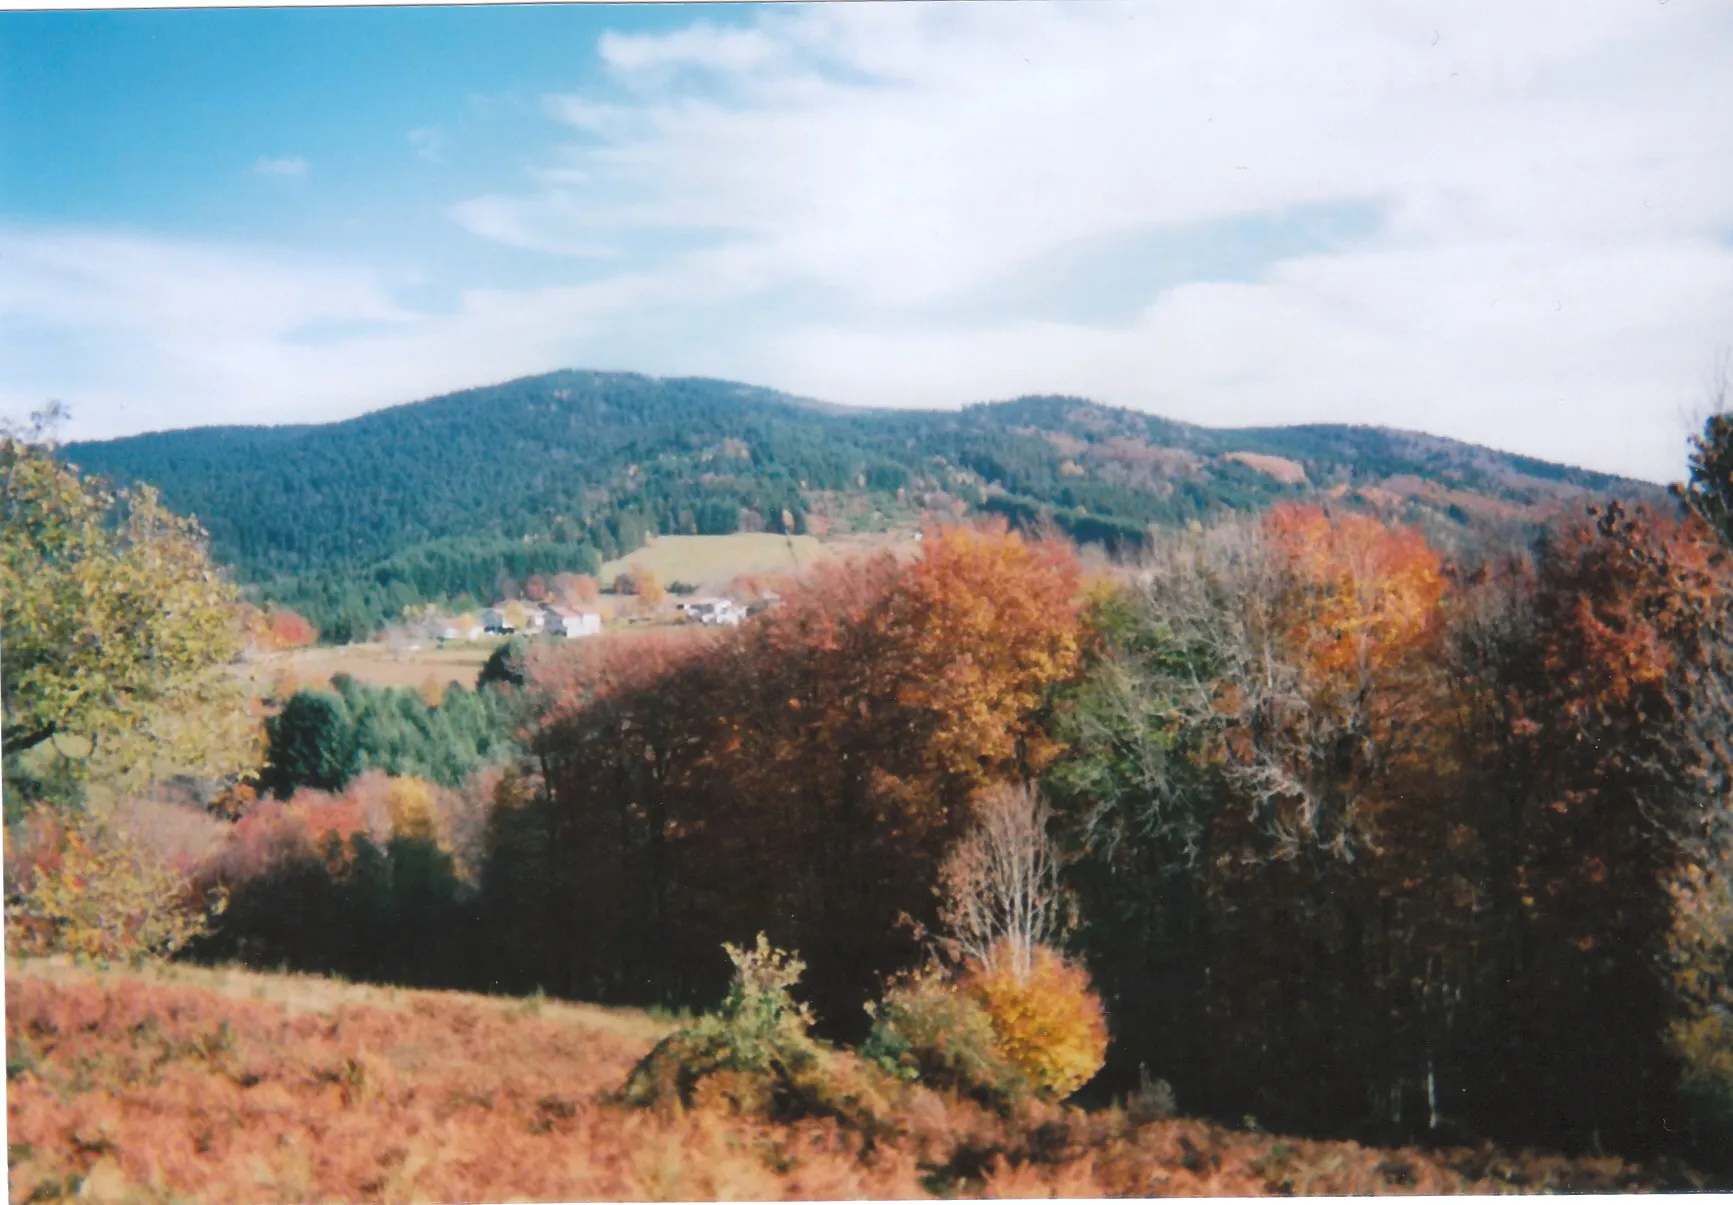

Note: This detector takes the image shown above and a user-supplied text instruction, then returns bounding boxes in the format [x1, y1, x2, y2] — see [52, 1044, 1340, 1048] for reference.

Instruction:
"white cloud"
[598, 23, 782, 76]
[445, 0, 1732, 480]
[0, 228, 695, 440]
[10, 2, 1733, 483]
[252, 154, 309, 179]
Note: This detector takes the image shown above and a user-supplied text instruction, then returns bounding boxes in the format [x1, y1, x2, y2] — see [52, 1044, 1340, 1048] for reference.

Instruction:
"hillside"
[61, 370, 1664, 637]
[6, 958, 1706, 1202]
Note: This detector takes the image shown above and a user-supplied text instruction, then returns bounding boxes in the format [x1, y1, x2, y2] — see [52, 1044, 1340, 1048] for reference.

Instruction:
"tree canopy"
[1, 426, 258, 786]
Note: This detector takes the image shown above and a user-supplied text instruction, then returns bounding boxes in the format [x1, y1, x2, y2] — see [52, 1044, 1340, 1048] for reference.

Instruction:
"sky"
[2, 2, 1731, 482]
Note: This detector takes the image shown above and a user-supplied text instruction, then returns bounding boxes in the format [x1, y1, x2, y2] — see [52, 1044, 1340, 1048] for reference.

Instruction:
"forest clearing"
[236, 642, 505, 694]
[6, 956, 1703, 1203]
[596, 531, 841, 586]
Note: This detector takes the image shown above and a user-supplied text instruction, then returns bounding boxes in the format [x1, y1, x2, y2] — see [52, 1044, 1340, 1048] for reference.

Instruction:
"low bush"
[4, 807, 224, 967]
[863, 965, 1026, 1107]
[621, 935, 901, 1134]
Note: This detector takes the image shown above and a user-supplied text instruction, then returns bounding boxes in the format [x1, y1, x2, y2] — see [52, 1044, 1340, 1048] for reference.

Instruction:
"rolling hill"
[61, 370, 1664, 638]
[6, 958, 1706, 1200]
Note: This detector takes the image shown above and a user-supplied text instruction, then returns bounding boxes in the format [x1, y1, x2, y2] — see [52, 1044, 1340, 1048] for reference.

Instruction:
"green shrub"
[863, 966, 1027, 1107]
[1667, 865, 1733, 1139]
[621, 935, 899, 1132]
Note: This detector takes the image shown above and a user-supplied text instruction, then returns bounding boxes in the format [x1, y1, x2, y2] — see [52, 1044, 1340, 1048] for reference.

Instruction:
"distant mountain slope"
[62, 370, 1664, 637]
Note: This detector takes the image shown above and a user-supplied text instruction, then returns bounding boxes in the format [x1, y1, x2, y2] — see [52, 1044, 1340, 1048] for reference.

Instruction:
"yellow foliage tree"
[963, 940, 1107, 1100]
[386, 775, 445, 847]
[1, 428, 259, 788]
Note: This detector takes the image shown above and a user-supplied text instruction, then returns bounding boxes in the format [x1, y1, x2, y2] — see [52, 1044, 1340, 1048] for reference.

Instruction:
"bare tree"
[938, 781, 1074, 980]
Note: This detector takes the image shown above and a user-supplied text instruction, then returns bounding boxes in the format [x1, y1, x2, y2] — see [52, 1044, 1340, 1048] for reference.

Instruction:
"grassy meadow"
[597, 530, 920, 590]
[7, 957, 1702, 1204]
[237, 641, 507, 695]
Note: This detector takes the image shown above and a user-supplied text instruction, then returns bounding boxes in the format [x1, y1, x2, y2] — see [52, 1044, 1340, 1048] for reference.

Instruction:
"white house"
[544, 605, 603, 638]
[677, 597, 744, 627]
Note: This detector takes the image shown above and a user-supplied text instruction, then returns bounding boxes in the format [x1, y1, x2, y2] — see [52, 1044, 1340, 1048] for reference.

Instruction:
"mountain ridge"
[60, 369, 1666, 638]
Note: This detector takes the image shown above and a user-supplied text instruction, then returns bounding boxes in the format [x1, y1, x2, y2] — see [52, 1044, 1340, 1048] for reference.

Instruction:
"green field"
[240, 639, 505, 693]
[597, 532, 838, 588]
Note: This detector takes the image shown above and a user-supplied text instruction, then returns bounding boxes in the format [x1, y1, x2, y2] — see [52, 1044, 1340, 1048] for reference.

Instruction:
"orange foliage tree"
[1474, 501, 1733, 1147]
[1051, 503, 1483, 1138]
[513, 521, 1083, 1024]
[267, 608, 317, 649]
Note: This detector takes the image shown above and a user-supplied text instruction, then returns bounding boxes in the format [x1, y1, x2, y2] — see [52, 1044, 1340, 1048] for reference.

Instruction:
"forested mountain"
[62, 370, 1660, 638]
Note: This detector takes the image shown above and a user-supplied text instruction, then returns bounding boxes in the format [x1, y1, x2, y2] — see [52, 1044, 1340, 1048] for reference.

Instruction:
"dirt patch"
[1224, 452, 1309, 486]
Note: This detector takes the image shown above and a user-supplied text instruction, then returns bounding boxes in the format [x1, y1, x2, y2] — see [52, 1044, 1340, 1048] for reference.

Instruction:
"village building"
[542, 604, 603, 638]
[677, 597, 745, 626]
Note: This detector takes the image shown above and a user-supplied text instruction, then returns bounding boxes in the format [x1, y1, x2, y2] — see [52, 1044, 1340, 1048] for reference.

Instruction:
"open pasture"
[598, 530, 921, 592]
[238, 640, 505, 695]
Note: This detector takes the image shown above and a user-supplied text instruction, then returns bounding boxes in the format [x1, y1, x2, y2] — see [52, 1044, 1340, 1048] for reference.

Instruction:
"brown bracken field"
[5, 957, 1709, 1202]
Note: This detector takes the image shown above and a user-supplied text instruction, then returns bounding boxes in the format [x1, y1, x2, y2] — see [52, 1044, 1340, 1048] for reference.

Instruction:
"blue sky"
[3, 2, 1732, 481]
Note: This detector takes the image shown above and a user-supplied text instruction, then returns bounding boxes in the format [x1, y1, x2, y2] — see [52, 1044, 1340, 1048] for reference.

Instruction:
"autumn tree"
[1, 422, 259, 794]
[554, 572, 600, 606]
[628, 565, 665, 606]
[4, 807, 225, 966]
[518, 520, 1084, 1025]
[1051, 504, 1470, 1135]
[1049, 497, 1730, 1152]
[267, 608, 318, 649]
[1481, 500, 1733, 1151]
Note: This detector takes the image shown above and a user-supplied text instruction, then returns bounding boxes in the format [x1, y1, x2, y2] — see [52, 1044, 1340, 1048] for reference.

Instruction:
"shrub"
[4, 807, 224, 966]
[477, 637, 528, 690]
[1667, 864, 1733, 1134]
[963, 941, 1108, 1101]
[621, 935, 898, 1132]
[863, 965, 1026, 1106]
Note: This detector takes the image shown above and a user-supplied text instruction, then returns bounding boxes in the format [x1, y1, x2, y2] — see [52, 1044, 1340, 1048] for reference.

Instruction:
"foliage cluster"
[621, 935, 899, 1135]
[962, 940, 1108, 1101]
[2, 425, 259, 970]
[1, 432, 259, 787]
[513, 520, 1083, 1020]
[184, 770, 483, 986]
[863, 966, 1024, 1105]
